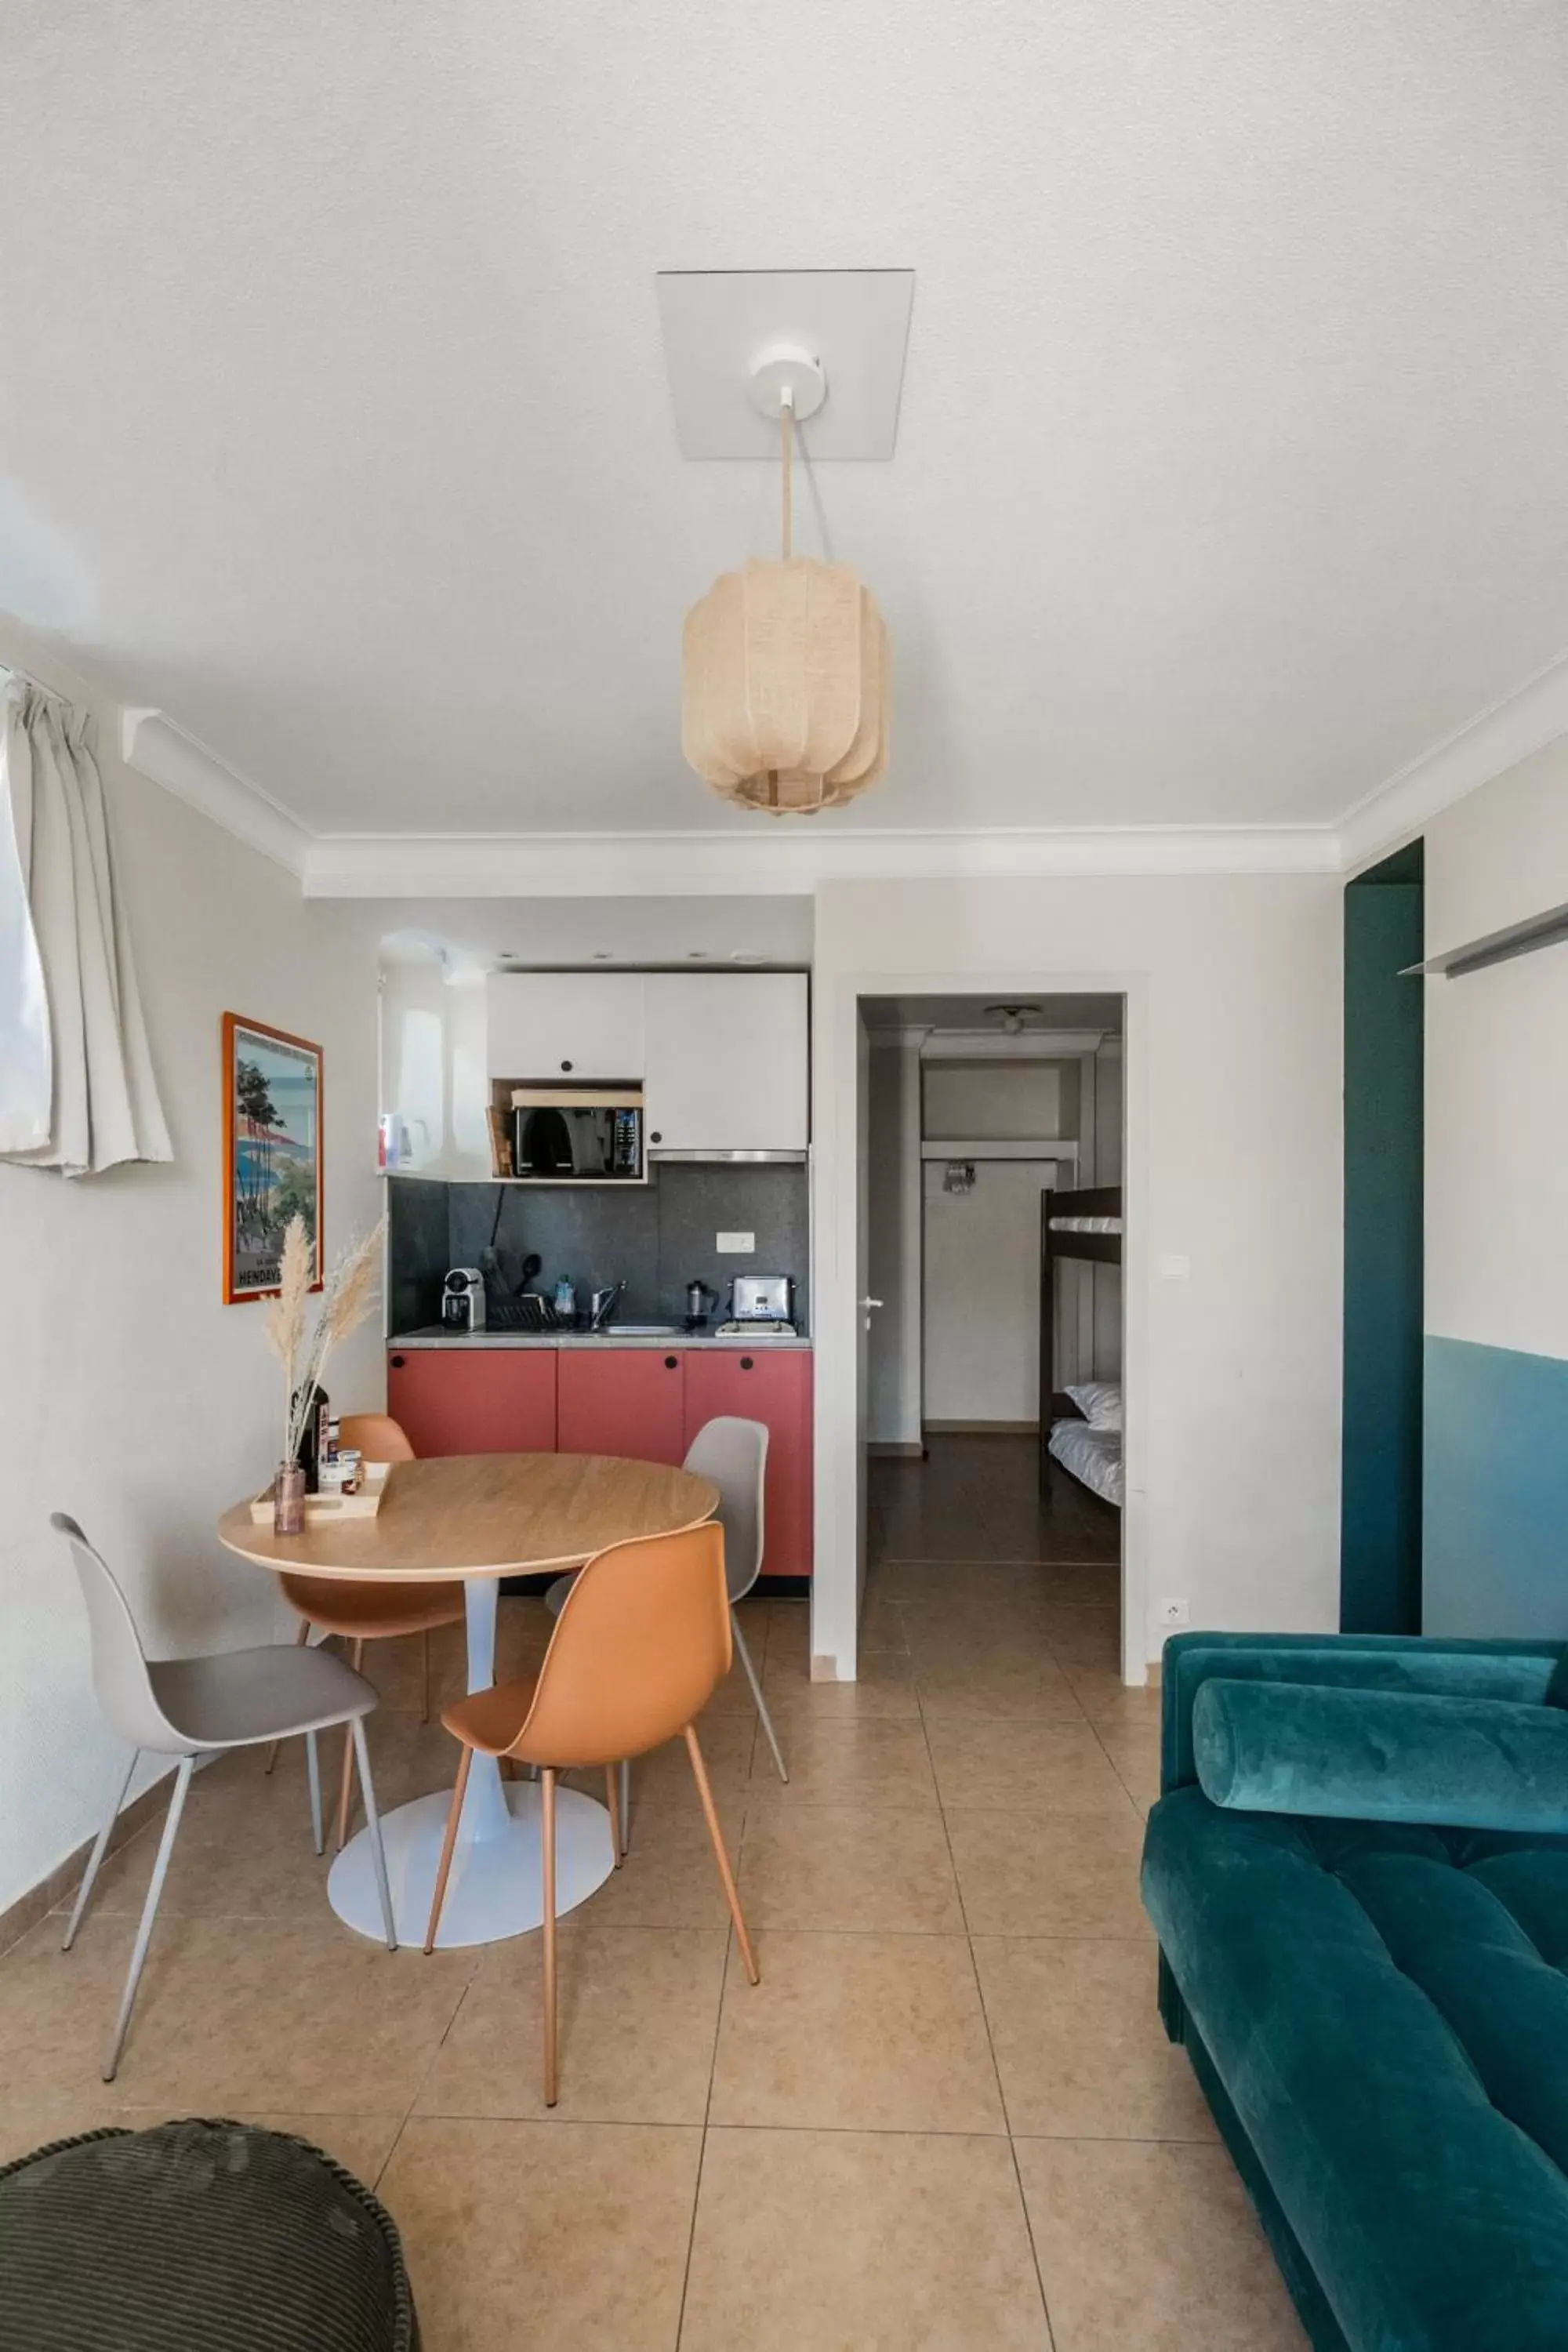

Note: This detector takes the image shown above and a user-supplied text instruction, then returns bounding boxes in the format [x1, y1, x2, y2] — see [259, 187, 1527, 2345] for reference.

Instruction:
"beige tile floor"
[1, 1438, 1305, 2348]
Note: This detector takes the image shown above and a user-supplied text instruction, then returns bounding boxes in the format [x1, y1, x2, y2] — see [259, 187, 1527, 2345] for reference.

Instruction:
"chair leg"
[103, 1754, 194, 2082]
[62, 1749, 139, 1953]
[684, 1723, 759, 1986]
[420, 1627, 433, 1724]
[731, 1610, 788, 1783]
[619, 1757, 630, 1855]
[264, 1619, 312, 1773]
[335, 1638, 366, 1850]
[305, 1729, 324, 1856]
[542, 1766, 558, 2107]
[604, 1764, 623, 1867]
[350, 1716, 397, 1951]
[423, 1745, 473, 1954]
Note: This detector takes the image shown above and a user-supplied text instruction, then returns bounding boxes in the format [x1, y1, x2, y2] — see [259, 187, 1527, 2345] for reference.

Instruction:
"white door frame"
[811, 966, 1149, 1687]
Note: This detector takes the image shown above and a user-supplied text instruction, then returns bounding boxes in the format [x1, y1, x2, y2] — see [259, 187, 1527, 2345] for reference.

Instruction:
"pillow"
[1064, 1380, 1121, 1431]
[1192, 1675, 1568, 1834]
[0, 2117, 419, 2352]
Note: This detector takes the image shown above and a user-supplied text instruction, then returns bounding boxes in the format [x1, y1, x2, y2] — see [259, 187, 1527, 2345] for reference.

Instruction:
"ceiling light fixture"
[682, 349, 890, 818]
[985, 1003, 1039, 1036]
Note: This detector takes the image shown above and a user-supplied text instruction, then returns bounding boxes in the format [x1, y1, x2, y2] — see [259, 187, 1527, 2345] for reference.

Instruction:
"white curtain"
[0, 678, 172, 1174]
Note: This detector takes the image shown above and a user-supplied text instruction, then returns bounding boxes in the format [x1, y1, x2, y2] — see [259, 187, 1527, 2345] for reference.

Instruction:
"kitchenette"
[380, 961, 814, 1578]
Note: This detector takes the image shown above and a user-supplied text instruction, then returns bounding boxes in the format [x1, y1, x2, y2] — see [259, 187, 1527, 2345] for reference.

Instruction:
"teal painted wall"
[1424, 1336, 1568, 1639]
[1341, 870, 1425, 1632]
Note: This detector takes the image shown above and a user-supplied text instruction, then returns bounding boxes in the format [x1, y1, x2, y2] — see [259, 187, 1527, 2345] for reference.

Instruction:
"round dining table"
[218, 1451, 719, 1948]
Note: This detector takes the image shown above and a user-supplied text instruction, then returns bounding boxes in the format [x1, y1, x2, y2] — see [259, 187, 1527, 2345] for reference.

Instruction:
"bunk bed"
[1039, 1184, 1123, 1505]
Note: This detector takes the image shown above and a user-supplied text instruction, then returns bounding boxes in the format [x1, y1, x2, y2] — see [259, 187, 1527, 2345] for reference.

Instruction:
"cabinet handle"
[390, 1354, 406, 1369]
[650, 1129, 662, 1144]
[561, 1058, 573, 1073]
[664, 1355, 678, 1370]
[740, 1356, 754, 1370]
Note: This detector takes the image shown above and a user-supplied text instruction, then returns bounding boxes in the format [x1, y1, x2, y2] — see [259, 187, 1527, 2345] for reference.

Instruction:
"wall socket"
[717, 1231, 755, 1253]
[1158, 1597, 1190, 1628]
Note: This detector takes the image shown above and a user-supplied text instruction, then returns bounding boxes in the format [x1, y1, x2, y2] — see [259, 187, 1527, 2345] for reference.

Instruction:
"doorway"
[858, 995, 1126, 1643]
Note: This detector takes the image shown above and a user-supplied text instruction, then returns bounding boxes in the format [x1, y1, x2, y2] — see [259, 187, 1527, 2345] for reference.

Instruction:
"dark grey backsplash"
[390, 1163, 809, 1330]
[387, 1177, 450, 1335]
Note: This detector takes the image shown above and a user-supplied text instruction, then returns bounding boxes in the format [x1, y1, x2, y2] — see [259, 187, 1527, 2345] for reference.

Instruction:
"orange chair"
[265, 1413, 464, 1848]
[423, 1521, 759, 2104]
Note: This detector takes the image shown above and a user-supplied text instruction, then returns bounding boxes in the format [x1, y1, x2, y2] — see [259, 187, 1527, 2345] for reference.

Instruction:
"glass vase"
[274, 1461, 306, 1537]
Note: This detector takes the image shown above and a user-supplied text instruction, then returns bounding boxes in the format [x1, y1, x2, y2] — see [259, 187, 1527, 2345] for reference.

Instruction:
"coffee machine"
[441, 1267, 486, 1334]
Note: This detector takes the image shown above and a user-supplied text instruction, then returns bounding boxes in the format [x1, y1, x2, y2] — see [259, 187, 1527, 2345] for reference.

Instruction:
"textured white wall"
[1425, 735, 1568, 1358]
[0, 633, 381, 1914]
[812, 873, 1343, 1678]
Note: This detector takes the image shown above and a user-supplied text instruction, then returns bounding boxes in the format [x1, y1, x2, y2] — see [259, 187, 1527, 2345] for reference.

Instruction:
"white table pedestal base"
[329, 1777, 615, 1949]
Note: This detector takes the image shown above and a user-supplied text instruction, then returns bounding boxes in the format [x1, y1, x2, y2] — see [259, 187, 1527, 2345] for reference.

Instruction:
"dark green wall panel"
[1341, 875, 1424, 1632]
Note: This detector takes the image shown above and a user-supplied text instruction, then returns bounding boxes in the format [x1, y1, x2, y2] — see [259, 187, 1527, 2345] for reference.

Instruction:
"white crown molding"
[118, 644, 1568, 895]
[1338, 644, 1568, 873]
[300, 822, 1339, 897]
[120, 708, 309, 877]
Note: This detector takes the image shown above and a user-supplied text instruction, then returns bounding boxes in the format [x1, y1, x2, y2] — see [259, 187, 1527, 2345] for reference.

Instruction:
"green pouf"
[0, 2117, 419, 2351]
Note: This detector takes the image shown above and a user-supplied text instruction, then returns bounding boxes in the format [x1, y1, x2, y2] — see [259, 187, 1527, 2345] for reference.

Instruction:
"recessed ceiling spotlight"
[730, 952, 765, 964]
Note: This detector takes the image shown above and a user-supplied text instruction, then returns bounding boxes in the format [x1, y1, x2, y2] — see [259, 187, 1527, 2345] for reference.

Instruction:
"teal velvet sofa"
[1142, 1631, 1568, 2352]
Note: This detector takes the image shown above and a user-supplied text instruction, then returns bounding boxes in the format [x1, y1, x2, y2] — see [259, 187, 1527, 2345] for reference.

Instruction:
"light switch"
[1157, 1253, 1192, 1280]
[717, 1231, 755, 1254]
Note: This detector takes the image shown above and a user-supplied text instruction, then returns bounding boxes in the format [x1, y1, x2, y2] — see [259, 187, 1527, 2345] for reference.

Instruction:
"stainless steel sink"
[600, 1323, 682, 1338]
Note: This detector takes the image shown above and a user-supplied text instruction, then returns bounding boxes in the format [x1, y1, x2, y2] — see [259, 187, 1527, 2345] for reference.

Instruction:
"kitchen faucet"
[588, 1281, 624, 1331]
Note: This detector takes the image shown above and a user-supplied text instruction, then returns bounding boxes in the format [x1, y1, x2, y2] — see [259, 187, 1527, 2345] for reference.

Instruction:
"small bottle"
[294, 1384, 330, 1494]
[553, 1276, 577, 1320]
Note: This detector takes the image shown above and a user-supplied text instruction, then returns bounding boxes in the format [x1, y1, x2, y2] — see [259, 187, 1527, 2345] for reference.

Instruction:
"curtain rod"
[1, 659, 77, 703]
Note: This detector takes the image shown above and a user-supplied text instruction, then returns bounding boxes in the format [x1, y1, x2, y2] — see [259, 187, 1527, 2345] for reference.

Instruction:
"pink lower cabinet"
[684, 1348, 814, 1577]
[387, 1348, 558, 1456]
[557, 1348, 688, 1465]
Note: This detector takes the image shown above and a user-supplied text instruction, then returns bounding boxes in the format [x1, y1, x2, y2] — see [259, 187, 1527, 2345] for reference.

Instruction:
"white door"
[855, 1009, 875, 1604]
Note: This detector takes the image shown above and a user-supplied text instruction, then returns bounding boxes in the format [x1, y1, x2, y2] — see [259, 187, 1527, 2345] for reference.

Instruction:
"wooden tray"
[249, 1461, 392, 1526]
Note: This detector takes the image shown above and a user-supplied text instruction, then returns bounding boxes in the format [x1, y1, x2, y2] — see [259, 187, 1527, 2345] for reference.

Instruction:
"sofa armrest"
[1159, 1631, 1563, 1798]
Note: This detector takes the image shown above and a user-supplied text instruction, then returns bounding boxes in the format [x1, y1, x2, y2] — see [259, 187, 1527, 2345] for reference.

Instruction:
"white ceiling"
[6, 3, 1568, 843]
[379, 894, 813, 968]
[864, 994, 1123, 1035]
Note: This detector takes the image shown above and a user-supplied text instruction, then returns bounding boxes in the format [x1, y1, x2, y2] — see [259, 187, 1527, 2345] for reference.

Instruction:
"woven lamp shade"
[683, 558, 891, 815]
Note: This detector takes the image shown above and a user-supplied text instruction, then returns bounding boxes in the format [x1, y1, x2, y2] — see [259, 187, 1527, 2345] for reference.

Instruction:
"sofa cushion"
[1192, 1679, 1568, 1832]
[1144, 1785, 1568, 2352]
[0, 2117, 419, 2351]
[1160, 1633, 1563, 1795]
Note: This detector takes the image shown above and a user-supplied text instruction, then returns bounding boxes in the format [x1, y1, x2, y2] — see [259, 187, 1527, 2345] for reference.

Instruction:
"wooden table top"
[217, 1452, 720, 1582]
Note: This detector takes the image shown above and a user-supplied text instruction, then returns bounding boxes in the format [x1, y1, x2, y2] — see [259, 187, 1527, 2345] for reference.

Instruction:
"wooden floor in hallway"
[0, 1436, 1303, 2348]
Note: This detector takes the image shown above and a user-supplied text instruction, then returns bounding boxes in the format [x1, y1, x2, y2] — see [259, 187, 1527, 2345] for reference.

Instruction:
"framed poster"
[222, 1012, 324, 1302]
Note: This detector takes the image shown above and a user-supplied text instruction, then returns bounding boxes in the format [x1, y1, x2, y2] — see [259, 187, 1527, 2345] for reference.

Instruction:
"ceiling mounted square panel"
[657, 269, 914, 459]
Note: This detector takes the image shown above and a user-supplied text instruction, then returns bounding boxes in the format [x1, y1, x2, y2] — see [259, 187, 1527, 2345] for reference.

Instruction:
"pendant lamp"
[682, 360, 890, 816]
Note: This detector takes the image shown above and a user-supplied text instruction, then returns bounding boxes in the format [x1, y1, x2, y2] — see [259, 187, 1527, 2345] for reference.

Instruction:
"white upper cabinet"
[485, 973, 645, 1080]
[644, 973, 809, 1152]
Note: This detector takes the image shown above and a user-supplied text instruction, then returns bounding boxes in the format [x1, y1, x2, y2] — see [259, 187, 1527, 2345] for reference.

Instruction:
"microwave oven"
[510, 1088, 644, 1182]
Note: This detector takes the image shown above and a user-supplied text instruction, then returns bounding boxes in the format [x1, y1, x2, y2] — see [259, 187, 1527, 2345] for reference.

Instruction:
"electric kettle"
[684, 1279, 719, 1330]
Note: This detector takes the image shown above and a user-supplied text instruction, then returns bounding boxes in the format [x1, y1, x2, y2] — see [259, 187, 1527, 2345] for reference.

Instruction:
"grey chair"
[545, 1415, 787, 1809]
[51, 1513, 398, 2083]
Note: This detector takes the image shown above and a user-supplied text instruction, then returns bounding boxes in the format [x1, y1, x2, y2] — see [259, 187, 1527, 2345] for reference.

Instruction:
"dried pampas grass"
[263, 1214, 387, 1461]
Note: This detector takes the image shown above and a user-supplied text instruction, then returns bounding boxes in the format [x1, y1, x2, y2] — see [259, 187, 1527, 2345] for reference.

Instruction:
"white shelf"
[920, 1138, 1080, 1160]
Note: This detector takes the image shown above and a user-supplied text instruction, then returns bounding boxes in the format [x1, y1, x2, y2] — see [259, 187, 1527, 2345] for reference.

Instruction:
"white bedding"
[1048, 1416, 1124, 1508]
[1048, 1214, 1123, 1234]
